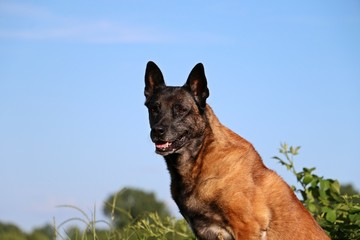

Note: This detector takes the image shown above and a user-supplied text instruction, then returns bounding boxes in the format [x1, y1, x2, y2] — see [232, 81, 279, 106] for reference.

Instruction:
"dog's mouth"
[154, 135, 187, 155]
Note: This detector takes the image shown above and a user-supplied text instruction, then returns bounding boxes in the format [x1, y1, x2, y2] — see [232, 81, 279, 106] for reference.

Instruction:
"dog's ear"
[144, 61, 165, 103]
[184, 63, 209, 110]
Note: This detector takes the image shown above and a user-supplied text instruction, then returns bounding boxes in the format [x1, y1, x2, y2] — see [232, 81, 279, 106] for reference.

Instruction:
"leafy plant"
[53, 205, 194, 240]
[124, 212, 195, 240]
[273, 143, 360, 239]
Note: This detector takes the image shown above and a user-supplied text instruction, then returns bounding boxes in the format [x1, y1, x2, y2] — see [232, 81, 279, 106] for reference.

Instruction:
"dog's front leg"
[226, 207, 270, 240]
[232, 226, 266, 240]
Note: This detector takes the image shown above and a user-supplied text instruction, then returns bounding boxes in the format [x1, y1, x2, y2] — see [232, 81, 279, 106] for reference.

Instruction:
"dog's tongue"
[156, 141, 172, 150]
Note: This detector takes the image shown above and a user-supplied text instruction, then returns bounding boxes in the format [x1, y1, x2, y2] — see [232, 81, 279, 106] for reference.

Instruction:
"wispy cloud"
[0, 2, 174, 44]
[0, 1, 54, 19]
[0, 2, 228, 44]
[0, 20, 171, 44]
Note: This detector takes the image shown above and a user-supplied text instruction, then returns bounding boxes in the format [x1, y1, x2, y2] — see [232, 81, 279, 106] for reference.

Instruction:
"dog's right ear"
[144, 61, 165, 103]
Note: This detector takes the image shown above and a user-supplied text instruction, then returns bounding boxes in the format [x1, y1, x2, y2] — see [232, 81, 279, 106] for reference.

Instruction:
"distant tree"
[28, 224, 53, 240]
[341, 183, 360, 203]
[341, 183, 359, 195]
[103, 187, 171, 228]
[65, 226, 82, 240]
[0, 222, 27, 240]
[65, 225, 119, 240]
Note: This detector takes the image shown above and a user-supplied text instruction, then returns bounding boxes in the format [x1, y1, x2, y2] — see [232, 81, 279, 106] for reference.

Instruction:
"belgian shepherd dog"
[144, 61, 329, 240]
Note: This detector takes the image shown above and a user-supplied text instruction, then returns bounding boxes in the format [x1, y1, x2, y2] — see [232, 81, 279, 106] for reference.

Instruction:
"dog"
[144, 61, 329, 240]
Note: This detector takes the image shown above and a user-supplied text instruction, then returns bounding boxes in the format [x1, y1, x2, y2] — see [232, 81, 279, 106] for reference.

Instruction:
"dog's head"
[144, 61, 210, 156]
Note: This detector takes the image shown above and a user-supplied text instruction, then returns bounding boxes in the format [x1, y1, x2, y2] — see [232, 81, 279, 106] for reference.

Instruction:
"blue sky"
[0, 0, 359, 232]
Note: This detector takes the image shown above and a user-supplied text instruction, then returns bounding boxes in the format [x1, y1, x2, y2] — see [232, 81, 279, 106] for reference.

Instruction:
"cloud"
[0, 20, 171, 44]
[0, 2, 173, 44]
[0, 2, 228, 45]
[0, 1, 54, 19]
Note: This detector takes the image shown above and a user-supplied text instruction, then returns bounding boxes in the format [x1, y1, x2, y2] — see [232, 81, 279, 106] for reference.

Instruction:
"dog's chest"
[174, 191, 234, 240]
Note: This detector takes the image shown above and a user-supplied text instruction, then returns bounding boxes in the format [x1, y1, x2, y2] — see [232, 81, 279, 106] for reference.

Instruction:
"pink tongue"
[156, 142, 171, 149]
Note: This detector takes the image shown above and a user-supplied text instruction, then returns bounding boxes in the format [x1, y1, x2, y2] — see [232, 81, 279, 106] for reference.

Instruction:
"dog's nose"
[152, 125, 165, 137]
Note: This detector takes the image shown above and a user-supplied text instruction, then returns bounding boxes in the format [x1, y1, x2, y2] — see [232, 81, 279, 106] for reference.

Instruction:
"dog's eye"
[149, 104, 160, 115]
[173, 104, 187, 116]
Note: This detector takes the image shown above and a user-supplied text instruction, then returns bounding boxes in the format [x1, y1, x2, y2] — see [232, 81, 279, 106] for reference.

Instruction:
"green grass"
[53, 205, 195, 240]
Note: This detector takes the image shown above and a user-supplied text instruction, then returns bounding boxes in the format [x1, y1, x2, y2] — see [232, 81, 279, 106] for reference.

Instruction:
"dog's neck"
[163, 105, 217, 193]
[164, 104, 253, 192]
[164, 133, 207, 188]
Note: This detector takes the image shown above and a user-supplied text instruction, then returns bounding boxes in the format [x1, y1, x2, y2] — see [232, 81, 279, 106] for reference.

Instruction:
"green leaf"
[319, 191, 329, 204]
[300, 190, 307, 201]
[330, 180, 340, 194]
[330, 191, 343, 202]
[325, 209, 337, 223]
[290, 146, 294, 154]
[282, 143, 288, 152]
[272, 156, 287, 166]
[303, 167, 316, 174]
[320, 179, 330, 191]
[296, 172, 304, 181]
[311, 178, 320, 188]
[289, 146, 301, 155]
[308, 203, 317, 213]
[303, 174, 313, 185]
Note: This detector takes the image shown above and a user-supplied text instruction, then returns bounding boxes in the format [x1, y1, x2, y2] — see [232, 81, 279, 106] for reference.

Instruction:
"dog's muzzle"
[154, 136, 186, 155]
[151, 126, 187, 155]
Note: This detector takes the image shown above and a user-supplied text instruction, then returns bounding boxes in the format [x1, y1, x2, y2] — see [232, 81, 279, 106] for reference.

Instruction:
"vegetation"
[103, 188, 171, 229]
[53, 204, 194, 240]
[1, 144, 359, 239]
[273, 143, 360, 239]
[0, 223, 53, 240]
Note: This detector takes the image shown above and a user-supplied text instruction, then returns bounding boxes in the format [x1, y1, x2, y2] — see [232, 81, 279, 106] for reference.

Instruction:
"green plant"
[124, 212, 195, 240]
[53, 205, 194, 240]
[273, 143, 360, 239]
[54, 205, 111, 240]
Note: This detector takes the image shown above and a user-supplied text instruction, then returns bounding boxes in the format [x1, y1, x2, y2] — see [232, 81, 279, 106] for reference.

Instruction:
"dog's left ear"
[184, 63, 209, 110]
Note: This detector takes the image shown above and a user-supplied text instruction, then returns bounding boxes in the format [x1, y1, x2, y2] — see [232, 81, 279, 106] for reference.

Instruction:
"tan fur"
[179, 105, 330, 239]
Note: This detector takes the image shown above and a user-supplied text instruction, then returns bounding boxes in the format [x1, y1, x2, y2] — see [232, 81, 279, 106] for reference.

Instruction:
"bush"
[273, 143, 360, 239]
